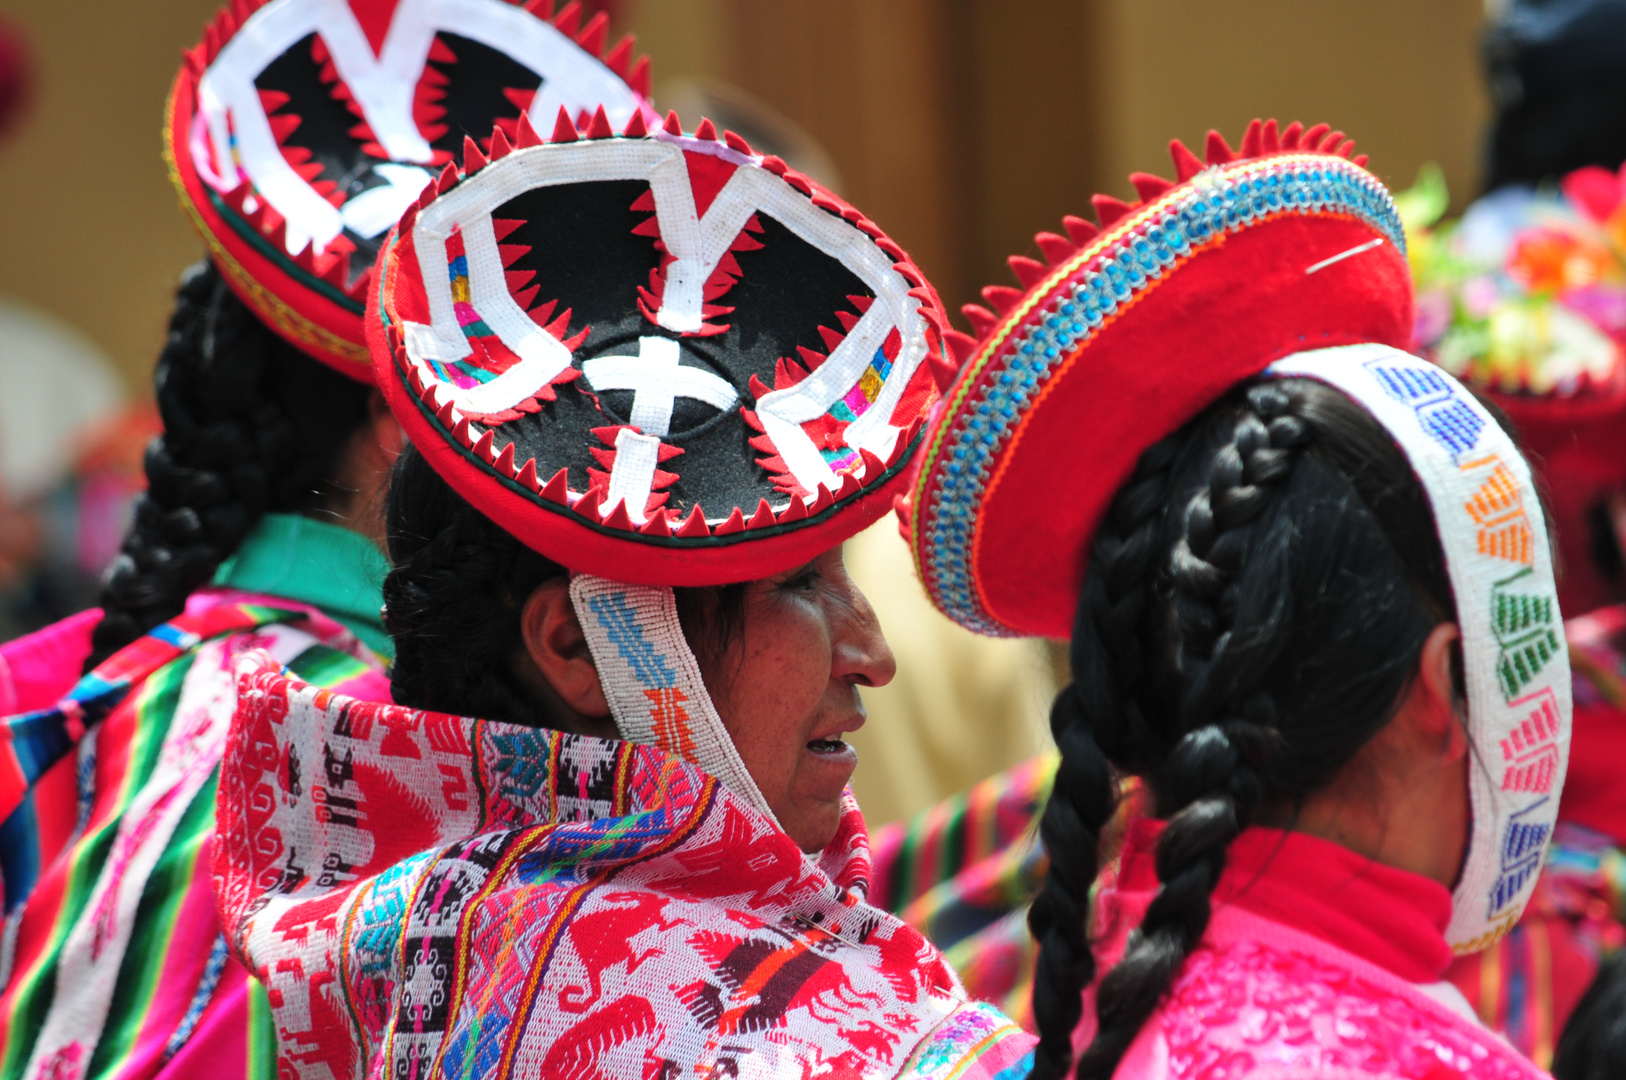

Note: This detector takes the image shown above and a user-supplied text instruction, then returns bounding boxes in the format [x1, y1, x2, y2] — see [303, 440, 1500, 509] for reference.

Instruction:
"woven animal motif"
[215, 655, 975, 1080]
[166, 0, 650, 376]
[370, 111, 946, 582]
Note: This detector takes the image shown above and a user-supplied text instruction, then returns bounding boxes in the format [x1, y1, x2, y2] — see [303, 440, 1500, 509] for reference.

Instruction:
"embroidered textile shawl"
[216, 655, 997, 1080]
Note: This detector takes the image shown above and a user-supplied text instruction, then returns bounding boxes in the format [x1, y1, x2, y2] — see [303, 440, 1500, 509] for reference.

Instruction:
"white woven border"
[569, 574, 777, 824]
[1268, 343, 1572, 954]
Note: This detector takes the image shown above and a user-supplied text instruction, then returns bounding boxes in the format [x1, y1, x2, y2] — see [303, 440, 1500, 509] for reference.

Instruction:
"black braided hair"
[1553, 953, 1626, 1080]
[1029, 379, 1459, 1080]
[85, 261, 373, 670]
[383, 444, 569, 725]
[383, 445, 747, 727]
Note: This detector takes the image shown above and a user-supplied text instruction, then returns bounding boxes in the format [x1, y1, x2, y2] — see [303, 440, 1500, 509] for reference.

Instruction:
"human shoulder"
[1137, 936, 1545, 1080]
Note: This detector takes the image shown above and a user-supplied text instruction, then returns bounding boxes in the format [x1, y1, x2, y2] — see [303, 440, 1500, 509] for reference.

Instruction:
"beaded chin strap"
[569, 574, 778, 823]
[1267, 343, 1572, 954]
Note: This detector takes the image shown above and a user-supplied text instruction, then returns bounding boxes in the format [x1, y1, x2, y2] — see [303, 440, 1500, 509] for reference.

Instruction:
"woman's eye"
[785, 571, 820, 593]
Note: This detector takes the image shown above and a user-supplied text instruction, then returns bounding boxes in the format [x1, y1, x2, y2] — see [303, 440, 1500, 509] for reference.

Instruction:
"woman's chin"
[786, 799, 847, 854]
[780, 741, 858, 852]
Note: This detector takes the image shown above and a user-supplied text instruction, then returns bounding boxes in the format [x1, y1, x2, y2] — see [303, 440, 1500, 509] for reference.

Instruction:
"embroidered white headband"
[1268, 343, 1572, 953]
[569, 574, 777, 824]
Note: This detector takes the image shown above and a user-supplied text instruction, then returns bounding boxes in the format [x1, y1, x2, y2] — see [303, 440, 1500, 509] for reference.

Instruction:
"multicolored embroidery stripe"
[912, 154, 1405, 635]
[898, 1002, 1035, 1079]
[817, 337, 900, 471]
[427, 228, 505, 390]
[448, 231, 492, 339]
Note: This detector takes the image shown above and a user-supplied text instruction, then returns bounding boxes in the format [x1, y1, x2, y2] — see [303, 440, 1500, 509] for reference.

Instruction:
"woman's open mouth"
[806, 735, 849, 755]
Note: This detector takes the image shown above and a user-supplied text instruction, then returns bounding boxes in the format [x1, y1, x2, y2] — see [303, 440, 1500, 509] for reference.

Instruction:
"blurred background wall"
[0, 0, 1490, 388]
[0, 0, 1493, 821]
[0, 0, 221, 392]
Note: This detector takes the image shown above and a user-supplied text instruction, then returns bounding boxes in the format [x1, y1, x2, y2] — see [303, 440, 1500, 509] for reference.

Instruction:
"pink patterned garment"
[214, 655, 1034, 1080]
[0, 607, 101, 716]
[1078, 821, 1550, 1080]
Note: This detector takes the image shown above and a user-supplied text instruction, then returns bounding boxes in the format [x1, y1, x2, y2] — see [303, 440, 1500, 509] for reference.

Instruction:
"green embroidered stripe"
[85, 774, 217, 1077]
[287, 645, 373, 687]
[246, 980, 274, 1080]
[0, 651, 196, 1080]
[114, 651, 193, 812]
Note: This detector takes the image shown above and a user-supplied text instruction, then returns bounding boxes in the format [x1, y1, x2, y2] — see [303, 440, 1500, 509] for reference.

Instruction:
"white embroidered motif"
[192, 0, 643, 255]
[402, 136, 927, 517]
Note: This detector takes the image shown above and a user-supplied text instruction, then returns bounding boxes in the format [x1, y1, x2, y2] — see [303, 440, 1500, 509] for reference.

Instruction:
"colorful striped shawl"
[217, 655, 1034, 1079]
[0, 589, 388, 1080]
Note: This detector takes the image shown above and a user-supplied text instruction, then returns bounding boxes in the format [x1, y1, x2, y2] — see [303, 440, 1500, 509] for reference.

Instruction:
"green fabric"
[212, 513, 392, 659]
[88, 776, 216, 1077]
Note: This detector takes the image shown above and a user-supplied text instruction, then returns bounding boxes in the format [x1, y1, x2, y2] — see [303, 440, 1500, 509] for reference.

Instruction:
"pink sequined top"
[1078, 819, 1550, 1079]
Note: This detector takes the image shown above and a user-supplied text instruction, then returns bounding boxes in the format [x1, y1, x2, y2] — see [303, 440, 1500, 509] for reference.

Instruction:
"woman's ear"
[1416, 621, 1469, 761]
[519, 578, 611, 719]
[367, 389, 407, 460]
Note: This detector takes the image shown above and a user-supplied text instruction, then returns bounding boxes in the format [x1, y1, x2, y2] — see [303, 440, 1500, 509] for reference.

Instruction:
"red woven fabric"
[1116, 818, 1454, 984]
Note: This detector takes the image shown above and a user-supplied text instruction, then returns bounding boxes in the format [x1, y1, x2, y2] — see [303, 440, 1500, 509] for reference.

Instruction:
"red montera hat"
[165, 0, 651, 381]
[905, 120, 1414, 638]
[369, 110, 946, 585]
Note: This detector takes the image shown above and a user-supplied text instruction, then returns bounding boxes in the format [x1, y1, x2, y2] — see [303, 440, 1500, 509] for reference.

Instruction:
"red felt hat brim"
[368, 226, 916, 585]
[918, 214, 1413, 640]
[165, 70, 375, 383]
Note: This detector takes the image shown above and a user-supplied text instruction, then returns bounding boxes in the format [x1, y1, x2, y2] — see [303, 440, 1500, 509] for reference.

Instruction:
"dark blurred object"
[0, 403, 157, 639]
[1553, 953, 1626, 1080]
[1485, 0, 1626, 190]
[0, 16, 31, 143]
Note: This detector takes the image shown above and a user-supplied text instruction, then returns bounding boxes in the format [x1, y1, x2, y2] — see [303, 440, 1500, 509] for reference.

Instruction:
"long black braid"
[1029, 379, 1458, 1080]
[383, 445, 749, 728]
[1026, 437, 1184, 1080]
[85, 261, 373, 670]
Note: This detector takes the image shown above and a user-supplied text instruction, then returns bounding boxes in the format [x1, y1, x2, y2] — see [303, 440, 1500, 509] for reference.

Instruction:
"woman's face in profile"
[698, 545, 896, 853]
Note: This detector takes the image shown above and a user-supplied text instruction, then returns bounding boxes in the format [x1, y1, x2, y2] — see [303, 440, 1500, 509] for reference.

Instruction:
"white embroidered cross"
[580, 336, 737, 438]
[580, 336, 738, 522]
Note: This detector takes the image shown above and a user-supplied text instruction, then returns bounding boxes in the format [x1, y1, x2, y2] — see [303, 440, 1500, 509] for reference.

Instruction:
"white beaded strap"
[569, 574, 777, 823]
[1268, 343, 1571, 954]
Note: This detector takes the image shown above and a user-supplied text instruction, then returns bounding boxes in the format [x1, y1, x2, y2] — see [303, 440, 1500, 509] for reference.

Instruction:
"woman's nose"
[832, 576, 897, 689]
